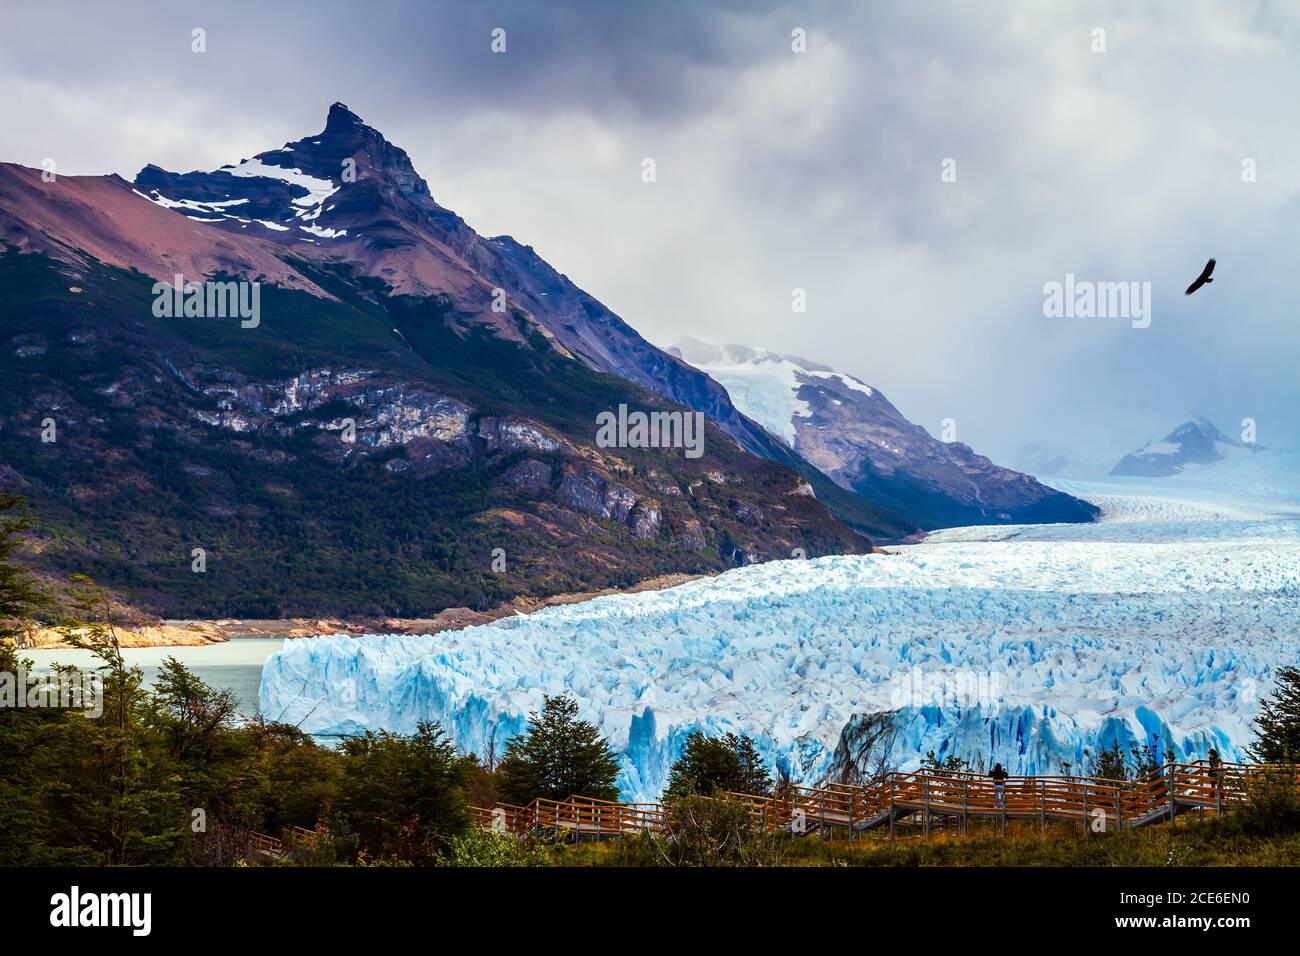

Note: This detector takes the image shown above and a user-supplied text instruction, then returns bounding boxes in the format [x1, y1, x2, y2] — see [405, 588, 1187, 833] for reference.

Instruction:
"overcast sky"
[3, 0, 1297, 472]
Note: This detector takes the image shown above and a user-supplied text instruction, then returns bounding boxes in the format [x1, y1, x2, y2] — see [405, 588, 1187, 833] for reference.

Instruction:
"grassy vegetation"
[542, 816, 1300, 867]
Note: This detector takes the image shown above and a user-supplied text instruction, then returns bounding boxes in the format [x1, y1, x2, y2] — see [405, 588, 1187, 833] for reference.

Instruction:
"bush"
[922, 749, 973, 774]
[1226, 765, 1300, 837]
[642, 794, 784, 867]
[440, 829, 550, 867]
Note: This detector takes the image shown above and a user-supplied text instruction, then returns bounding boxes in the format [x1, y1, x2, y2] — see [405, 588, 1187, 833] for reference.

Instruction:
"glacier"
[260, 451, 1300, 802]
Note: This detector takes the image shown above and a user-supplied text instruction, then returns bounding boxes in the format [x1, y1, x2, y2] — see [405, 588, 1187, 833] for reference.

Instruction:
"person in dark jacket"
[990, 763, 1009, 806]
[1207, 748, 1222, 799]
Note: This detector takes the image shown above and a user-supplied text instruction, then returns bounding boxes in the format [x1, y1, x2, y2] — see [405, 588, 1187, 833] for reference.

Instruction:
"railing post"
[888, 779, 896, 845]
[961, 779, 969, 836]
[1114, 788, 1123, 830]
[1040, 780, 1047, 831]
[1081, 784, 1089, 837]
[1168, 765, 1177, 828]
[923, 778, 931, 841]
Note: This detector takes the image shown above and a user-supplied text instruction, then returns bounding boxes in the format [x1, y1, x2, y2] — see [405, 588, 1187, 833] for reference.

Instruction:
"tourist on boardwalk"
[1207, 748, 1222, 800]
[990, 763, 1009, 806]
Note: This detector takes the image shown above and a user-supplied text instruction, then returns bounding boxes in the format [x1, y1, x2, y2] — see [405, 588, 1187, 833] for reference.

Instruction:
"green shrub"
[440, 829, 550, 867]
[1224, 765, 1300, 837]
[643, 794, 785, 867]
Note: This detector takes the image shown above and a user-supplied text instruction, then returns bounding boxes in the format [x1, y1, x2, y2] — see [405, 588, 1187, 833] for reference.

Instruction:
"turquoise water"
[22, 638, 284, 717]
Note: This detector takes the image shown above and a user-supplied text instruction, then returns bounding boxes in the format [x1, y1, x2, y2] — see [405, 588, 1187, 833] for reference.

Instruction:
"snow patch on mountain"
[222, 157, 338, 211]
[683, 350, 809, 444]
[135, 151, 344, 239]
[667, 339, 870, 445]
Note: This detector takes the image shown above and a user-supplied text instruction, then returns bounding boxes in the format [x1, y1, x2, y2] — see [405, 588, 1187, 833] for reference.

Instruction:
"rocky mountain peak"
[325, 101, 362, 131]
[132, 103, 437, 244]
[1110, 417, 1263, 477]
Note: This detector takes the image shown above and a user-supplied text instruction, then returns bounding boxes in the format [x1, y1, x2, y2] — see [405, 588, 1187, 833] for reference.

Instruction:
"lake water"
[23, 638, 284, 718]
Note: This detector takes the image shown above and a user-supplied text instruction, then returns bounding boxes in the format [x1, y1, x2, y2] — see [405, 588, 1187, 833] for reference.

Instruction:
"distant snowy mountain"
[668, 338, 1098, 531]
[1011, 441, 1071, 477]
[1110, 417, 1262, 478]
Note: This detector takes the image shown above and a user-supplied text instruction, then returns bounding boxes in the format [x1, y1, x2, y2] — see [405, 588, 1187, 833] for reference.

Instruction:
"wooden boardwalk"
[470, 760, 1294, 840]
[248, 825, 321, 859]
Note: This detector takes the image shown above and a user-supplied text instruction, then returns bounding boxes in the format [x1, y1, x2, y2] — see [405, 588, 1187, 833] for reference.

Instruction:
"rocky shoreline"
[17, 573, 706, 650]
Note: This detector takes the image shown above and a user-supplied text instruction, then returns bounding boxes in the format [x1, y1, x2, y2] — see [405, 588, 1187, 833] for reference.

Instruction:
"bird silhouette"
[1185, 258, 1216, 295]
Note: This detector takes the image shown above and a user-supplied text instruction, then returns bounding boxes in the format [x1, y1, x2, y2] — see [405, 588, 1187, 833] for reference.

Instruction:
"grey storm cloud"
[3, 0, 1298, 471]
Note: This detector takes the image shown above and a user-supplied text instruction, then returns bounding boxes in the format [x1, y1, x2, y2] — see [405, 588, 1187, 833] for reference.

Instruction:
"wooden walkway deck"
[470, 760, 1294, 840]
[248, 825, 321, 859]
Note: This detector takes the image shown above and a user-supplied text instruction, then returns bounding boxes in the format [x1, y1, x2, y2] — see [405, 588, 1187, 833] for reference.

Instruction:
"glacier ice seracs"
[260, 452, 1300, 801]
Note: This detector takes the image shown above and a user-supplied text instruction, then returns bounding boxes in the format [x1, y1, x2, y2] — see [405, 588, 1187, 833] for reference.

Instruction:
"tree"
[733, 733, 773, 796]
[0, 493, 49, 644]
[0, 503, 345, 865]
[1129, 742, 1170, 779]
[245, 720, 339, 836]
[497, 695, 620, 804]
[1252, 666, 1300, 763]
[1084, 741, 1171, 783]
[1086, 743, 1130, 781]
[665, 731, 772, 800]
[336, 722, 470, 864]
[150, 657, 241, 762]
[50, 575, 185, 865]
[922, 749, 973, 774]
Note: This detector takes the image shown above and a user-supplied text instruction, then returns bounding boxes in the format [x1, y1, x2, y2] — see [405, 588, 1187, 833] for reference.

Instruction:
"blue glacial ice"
[260, 452, 1300, 801]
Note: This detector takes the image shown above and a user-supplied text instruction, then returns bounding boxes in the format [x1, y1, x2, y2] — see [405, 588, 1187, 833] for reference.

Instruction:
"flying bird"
[1185, 258, 1216, 296]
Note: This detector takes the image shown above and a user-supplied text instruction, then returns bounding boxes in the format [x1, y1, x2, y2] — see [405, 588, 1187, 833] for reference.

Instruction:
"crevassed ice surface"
[260, 451, 1300, 801]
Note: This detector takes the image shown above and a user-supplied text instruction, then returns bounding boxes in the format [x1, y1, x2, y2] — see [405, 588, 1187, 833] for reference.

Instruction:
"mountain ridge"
[0, 107, 909, 616]
[127, 103, 911, 537]
[670, 337, 1100, 530]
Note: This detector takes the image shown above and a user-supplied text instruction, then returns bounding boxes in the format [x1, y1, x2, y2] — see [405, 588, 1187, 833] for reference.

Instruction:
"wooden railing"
[469, 796, 666, 836]
[247, 825, 322, 859]
[469, 760, 1295, 840]
[249, 831, 286, 857]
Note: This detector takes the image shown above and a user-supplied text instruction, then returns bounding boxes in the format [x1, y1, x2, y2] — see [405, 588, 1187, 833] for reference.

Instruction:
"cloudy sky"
[3, 0, 1298, 471]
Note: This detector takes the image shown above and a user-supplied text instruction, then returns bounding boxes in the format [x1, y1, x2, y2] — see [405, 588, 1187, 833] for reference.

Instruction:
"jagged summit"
[326, 101, 359, 125]
[132, 103, 438, 244]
